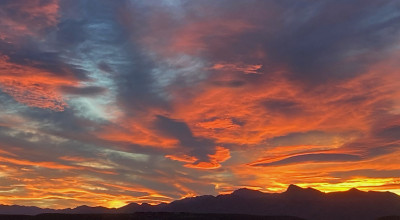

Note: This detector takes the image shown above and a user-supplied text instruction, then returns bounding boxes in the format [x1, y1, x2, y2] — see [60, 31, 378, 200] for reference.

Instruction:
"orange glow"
[0, 0, 59, 41]
[0, 55, 77, 111]
[0, 175, 174, 209]
[96, 117, 179, 149]
[180, 146, 231, 169]
[0, 155, 79, 170]
[165, 154, 197, 163]
[299, 177, 400, 193]
[211, 63, 263, 74]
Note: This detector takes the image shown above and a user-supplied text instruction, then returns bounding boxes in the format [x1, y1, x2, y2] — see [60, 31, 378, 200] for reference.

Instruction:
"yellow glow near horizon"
[295, 177, 400, 194]
[106, 200, 127, 208]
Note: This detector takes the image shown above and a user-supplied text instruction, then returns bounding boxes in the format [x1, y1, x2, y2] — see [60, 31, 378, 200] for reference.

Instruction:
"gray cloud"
[177, 0, 400, 85]
[154, 115, 215, 161]
[375, 125, 400, 141]
[60, 86, 107, 96]
[212, 80, 246, 88]
[263, 99, 305, 116]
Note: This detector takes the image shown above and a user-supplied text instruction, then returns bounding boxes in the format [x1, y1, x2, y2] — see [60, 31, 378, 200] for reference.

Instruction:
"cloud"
[0, 0, 59, 41]
[0, 55, 77, 111]
[167, 146, 231, 170]
[262, 0, 400, 84]
[212, 80, 246, 88]
[250, 153, 362, 167]
[60, 86, 107, 96]
[211, 63, 263, 74]
[1, 0, 400, 208]
[263, 99, 305, 116]
[154, 115, 216, 161]
[375, 125, 400, 141]
[330, 169, 400, 179]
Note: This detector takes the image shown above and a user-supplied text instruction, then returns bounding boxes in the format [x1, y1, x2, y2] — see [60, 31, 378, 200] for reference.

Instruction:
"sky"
[0, 0, 400, 209]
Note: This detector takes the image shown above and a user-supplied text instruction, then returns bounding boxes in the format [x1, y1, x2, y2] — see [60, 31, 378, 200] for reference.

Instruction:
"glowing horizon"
[0, 0, 400, 209]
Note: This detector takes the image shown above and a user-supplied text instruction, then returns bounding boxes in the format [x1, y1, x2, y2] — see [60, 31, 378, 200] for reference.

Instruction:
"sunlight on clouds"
[102, 149, 150, 162]
[106, 200, 127, 208]
[211, 63, 263, 74]
[0, 55, 75, 111]
[299, 177, 400, 193]
[0, 0, 400, 209]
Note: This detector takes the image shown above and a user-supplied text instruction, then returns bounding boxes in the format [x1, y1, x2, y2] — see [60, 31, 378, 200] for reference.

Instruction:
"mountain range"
[1, 185, 400, 220]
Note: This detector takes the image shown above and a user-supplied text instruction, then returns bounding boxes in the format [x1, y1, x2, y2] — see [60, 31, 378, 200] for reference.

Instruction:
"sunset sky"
[1, 0, 400, 209]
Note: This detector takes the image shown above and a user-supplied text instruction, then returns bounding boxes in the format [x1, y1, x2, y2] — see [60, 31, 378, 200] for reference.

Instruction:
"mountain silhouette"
[1, 185, 400, 220]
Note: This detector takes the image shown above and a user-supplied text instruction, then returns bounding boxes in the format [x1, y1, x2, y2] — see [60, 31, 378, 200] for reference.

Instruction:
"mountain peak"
[345, 187, 364, 195]
[75, 205, 90, 208]
[284, 184, 324, 199]
[348, 187, 361, 192]
[232, 188, 265, 198]
[233, 188, 258, 193]
[286, 184, 303, 192]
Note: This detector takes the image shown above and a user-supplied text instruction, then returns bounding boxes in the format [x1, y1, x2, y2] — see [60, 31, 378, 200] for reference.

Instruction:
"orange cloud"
[165, 154, 197, 163]
[165, 50, 400, 194]
[0, 55, 77, 111]
[169, 146, 231, 170]
[196, 118, 241, 130]
[0, 165, 176, 208]
[0, 153, 117, 175]
[2, 2, 400, 209]
[96, 117, 179, 149]
[211, 63, 263, 74]
[0, 0, 59, 41]
[0, 155, 78, 170]
[59, 156, 88, 162]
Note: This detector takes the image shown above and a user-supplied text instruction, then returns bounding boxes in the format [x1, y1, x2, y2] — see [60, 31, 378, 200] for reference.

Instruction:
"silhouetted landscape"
[2, 1, 400, 220]
[1, 185, 400, 220]
[0, 213, 306, 220]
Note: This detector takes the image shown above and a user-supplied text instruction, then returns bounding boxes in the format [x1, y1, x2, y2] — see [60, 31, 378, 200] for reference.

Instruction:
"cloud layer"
[0, 0, 400, 208]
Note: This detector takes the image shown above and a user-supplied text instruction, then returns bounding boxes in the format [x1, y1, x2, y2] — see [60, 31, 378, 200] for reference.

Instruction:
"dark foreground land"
[0, 213, 399, 220]
[0, 213, 305, 220]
